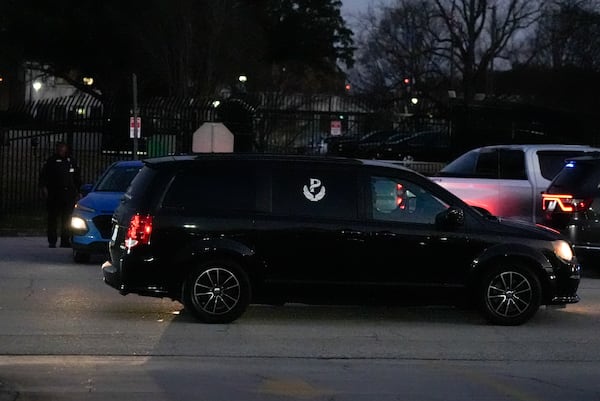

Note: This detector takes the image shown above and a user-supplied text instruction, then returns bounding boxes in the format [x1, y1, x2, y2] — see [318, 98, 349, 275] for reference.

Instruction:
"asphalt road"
[1, 236, 600, 400]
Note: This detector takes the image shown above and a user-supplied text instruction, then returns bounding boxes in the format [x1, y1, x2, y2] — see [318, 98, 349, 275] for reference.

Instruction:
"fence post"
[132, 73, 139, 160]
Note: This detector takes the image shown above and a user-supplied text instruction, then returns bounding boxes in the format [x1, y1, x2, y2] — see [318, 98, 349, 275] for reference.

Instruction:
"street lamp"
[237, 75, 248, 94]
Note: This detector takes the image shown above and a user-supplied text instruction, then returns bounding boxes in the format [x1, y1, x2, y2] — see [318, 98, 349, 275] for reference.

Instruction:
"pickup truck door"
[433, 148, 534, 223]
[495, 148, 535, 222]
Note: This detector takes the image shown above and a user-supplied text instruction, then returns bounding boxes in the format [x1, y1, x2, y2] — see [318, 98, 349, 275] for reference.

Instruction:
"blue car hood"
[77, 192, 125, 214]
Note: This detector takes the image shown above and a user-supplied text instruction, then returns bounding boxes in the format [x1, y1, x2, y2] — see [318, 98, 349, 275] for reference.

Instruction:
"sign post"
[131, 74, 140, 159]
[129, 117, 141, 139]
[330, 120, 342, 136]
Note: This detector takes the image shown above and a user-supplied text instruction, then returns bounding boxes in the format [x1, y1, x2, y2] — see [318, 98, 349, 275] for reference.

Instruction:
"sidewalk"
[0, 226, 45, 237]
[0, 213, 45, 237]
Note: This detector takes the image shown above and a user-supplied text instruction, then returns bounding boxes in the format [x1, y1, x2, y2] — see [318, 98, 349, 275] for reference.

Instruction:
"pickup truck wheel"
[478, 262, 541, 326]
[183, 259, 251, 323]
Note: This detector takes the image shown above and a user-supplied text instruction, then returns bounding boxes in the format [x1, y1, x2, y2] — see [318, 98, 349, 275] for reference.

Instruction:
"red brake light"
[396, 183, 404, 208]
[125, 214, 153, 249]
[542, 194, 591, 212]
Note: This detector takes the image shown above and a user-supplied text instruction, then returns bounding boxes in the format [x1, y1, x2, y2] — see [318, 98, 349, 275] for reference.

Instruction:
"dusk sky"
[341, 0, 375, 18]
[341, 0, 391, 28]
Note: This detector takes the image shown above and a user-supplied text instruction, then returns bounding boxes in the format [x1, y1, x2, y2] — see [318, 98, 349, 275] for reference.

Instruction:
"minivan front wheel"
[478, 262, 542, 326]
[183, 260, 251, 323]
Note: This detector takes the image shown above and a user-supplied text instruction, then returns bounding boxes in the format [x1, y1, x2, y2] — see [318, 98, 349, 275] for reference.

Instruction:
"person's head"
[55, 142, 69, 157]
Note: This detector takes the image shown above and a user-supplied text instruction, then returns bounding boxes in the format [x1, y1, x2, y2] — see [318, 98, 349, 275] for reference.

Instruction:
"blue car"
[70, 160, 143, 263]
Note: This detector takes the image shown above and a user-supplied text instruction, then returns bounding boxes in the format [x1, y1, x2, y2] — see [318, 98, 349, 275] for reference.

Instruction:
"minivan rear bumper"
[101, 259, 126, 294]
[101, 259, 172, 298]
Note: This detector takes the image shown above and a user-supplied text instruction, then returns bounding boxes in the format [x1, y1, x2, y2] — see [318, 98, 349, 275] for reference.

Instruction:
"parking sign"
[330, 120, 341, 136]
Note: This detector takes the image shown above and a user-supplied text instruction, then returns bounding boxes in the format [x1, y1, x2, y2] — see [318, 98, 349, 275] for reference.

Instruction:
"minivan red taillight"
[125, 214, 153, 249]
[542, 194, 592, 213]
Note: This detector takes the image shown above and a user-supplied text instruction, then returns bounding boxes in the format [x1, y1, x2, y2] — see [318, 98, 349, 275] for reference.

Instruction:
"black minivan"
[102, 154, 580, 326]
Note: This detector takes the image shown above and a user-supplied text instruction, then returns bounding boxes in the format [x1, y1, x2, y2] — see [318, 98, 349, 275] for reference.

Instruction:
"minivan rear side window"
[162, 164, 258, 214]
[271, 166, 358, 220]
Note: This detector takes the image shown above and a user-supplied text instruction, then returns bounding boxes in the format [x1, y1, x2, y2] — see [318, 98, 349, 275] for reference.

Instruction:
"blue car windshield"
[95, 166, 141, 192]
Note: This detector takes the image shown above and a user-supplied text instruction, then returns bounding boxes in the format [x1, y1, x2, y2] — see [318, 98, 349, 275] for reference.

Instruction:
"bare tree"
[528, 0, 600, 70]
[432, 0, 540, 102]
[349, 0, 448, 120]
[353, 1, 439, 96]
[352, 0, 540, 105]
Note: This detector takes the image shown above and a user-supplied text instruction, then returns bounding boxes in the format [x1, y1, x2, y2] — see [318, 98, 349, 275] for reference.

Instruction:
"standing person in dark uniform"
[39, 141, 82, 248]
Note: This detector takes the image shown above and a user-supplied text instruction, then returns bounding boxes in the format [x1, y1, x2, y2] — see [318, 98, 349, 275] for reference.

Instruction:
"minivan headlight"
[552, 240, 573, 262]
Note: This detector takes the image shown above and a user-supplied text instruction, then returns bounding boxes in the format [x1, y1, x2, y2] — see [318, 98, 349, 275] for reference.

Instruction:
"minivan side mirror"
[435, 206, 465, 228]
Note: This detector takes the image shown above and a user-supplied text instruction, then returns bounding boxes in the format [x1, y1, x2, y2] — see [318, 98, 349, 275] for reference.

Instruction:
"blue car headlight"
[70, 216, 88, 232]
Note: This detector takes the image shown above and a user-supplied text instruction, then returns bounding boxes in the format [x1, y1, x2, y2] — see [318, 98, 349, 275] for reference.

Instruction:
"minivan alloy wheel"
[479, 263, 542, 326]
[183, 260, 251, 323]
[486, 271, 532, 317]
[192, 267, 241, 314]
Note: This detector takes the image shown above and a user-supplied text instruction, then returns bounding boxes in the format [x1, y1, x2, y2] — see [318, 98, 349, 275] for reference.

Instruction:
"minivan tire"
[478, 261, 542, 326]
[183, 259, 251, 323]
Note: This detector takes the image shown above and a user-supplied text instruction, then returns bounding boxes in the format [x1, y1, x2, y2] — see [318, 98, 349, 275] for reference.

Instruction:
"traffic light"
[402, 77, 413, 94]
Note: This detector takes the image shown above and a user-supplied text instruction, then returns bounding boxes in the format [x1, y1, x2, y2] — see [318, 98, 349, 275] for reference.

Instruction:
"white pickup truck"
[430, 144, 600, 224]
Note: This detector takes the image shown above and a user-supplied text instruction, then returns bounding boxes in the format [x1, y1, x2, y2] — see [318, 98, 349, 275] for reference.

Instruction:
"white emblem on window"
[302, 178, 326, 201]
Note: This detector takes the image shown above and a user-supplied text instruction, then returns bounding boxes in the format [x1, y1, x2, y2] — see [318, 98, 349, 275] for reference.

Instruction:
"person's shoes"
[60, 242, 71, 248]
[49, 243, 56, 248]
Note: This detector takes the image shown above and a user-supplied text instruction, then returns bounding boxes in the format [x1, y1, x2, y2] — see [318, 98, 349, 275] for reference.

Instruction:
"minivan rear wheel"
[183, 259, 251, 323]
[478, 262, 542, 326]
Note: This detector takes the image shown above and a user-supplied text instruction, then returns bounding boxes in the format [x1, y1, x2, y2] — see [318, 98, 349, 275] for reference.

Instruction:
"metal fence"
[4, 93, 442, 217]
[7, 92, 599, 219]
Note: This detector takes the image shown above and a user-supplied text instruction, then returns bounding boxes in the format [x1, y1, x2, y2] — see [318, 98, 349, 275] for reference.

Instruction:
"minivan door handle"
[373, 231, 396, 237]
[340, 229, 363, 237]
